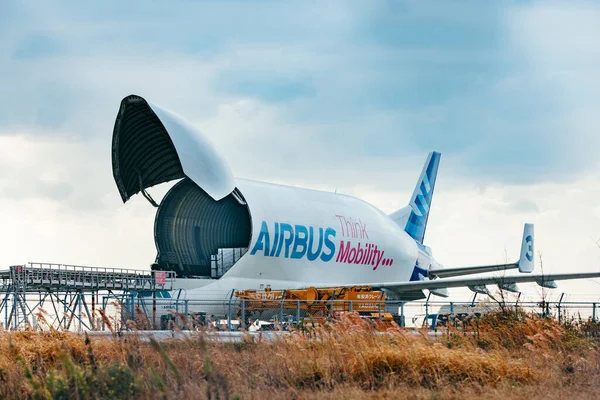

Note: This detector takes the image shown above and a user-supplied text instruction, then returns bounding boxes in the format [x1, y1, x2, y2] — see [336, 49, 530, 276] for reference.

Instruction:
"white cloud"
[0, 1, 599, 304]
[505, 1, 600, 172]
[0, 134, 155, 269]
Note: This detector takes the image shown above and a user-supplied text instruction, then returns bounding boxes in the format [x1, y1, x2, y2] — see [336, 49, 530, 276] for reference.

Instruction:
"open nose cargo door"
[112, 95, 236, 203]
[111, 95, 251, 278]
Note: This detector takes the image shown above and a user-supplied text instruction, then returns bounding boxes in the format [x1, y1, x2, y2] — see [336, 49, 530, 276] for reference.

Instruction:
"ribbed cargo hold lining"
[112, 95, 184, 203]
[154, 178, 252, 277]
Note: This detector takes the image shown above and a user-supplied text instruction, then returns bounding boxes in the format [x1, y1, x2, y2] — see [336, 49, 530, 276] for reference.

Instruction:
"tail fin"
[518, 223, 535, 273]
[405, 151, 441, 244]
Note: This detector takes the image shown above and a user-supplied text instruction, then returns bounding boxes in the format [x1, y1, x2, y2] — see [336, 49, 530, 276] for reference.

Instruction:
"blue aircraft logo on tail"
[525, 234, 533, 261]
[409, 262, 428, 281]
[405, 152, 441, 244]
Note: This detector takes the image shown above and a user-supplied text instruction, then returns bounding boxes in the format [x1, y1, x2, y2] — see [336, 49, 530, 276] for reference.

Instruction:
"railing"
[210, 248, 247, 278]
[4, 263, 176, 291]
[124, 298, 391, 331]
[2, 294, 599, 332]
[123, 297, 600, 331]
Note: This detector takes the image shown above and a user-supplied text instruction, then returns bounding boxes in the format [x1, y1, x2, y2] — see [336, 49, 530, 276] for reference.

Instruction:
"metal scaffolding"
[0, 263, 175, 331]
[2, 263, 598, 333]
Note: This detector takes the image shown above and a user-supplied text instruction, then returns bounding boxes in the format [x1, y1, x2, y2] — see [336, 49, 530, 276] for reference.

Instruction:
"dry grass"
[0, 311, 599, 399]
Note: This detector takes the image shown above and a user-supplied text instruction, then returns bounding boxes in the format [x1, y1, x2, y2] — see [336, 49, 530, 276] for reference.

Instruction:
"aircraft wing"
[428, 263, 519, 278]
[361, 223, 600, 295]
[366, 271, 600, 293]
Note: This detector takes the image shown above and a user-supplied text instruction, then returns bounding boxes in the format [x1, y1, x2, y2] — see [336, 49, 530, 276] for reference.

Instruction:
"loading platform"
[1, 263, 175, 292]
[0, 263, 175, 331]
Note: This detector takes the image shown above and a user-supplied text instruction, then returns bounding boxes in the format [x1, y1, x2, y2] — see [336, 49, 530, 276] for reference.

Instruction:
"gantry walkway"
[0, 263, 176, 331]
[0, 263, 175, 292]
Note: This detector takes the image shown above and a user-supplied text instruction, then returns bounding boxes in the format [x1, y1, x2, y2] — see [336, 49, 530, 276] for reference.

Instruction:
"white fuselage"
[112, 96, 435, 318]
[176, 178, 424, 302]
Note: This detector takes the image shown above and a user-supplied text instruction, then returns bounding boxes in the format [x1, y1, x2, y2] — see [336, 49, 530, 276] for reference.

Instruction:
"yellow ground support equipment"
[234, 286, 388, 321]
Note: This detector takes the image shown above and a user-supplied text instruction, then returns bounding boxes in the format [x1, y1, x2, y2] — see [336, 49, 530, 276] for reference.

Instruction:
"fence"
[117, 297, 600, 331]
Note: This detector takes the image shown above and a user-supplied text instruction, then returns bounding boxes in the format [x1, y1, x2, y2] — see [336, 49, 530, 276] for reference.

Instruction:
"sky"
[1, 1, 600, 302]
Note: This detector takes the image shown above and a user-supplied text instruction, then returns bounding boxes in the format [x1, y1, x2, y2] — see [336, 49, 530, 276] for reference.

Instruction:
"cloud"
[12, 33, 64, 60]
[500, 1, 600, 179]
[0, 1, 599, 300]
[506, 199, 540, 214]
[0, 133, 115, 213]
[2, 1, 599, 186]
[215, 74, 317, 103]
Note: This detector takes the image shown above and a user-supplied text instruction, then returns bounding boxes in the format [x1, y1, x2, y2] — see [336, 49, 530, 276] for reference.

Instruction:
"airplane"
[111, 94, 600, 311]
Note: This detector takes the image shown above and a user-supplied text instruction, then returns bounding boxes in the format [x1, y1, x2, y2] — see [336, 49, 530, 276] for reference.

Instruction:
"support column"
[78, 292, 82, 332]
[227, 298, 232, 331]
[241, 299, 245, 329]
[12, 291, 17, 330]
[4, 289, 9, 329]
[399, 302, 405, 327]
[91, 292, 96, 329]
[152, 290, 156, 330]
[63, 291, 68, 330]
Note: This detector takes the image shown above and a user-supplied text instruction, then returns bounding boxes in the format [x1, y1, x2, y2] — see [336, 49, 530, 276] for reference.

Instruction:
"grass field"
[0, 310, 599, 399]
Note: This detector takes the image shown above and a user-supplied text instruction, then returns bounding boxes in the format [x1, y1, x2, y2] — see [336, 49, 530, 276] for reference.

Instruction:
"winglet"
[518, 223, 535, 273]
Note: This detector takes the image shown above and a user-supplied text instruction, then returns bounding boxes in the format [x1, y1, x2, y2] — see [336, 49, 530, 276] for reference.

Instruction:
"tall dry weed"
[0, 310, 596, 399]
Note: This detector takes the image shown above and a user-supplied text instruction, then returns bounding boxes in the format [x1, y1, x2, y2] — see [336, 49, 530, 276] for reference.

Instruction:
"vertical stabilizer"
[518, 223, 535, 273]
[405, 151, 441, 244]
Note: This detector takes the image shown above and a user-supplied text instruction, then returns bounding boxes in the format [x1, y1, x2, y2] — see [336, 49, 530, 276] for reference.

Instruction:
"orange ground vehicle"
[234, 286, 394, 325]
